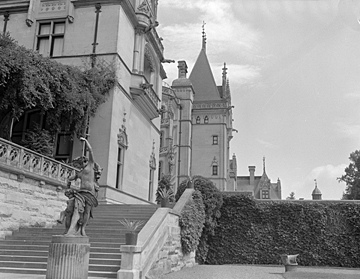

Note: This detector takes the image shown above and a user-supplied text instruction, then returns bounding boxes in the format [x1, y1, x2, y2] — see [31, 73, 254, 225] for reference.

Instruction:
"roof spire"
[202, 21, 206, 52]
[314, 179, 317, 188]
[222, 62, 227, 90]
[263, 156, 266, 173]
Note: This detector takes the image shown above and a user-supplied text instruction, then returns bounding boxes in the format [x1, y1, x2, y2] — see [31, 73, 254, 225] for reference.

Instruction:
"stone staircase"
[0, 204, 158, 278]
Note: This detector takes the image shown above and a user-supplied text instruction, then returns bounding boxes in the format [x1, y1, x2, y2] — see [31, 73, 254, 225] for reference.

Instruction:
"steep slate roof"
[189, 48, 221, 101]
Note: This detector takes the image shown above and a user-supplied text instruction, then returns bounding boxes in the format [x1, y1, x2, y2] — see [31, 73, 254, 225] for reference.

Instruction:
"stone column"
[46, 235, 90, 279]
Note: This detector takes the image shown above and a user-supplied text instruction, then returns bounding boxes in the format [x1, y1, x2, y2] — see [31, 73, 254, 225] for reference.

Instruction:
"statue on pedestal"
[58, 137, 102, 237]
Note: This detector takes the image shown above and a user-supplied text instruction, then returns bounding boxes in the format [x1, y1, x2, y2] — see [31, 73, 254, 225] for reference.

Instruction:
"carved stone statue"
[59, 137, 101, 237]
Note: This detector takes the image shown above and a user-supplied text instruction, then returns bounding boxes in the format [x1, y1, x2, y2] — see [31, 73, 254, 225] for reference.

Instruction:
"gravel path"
[162, 265, 360, 279]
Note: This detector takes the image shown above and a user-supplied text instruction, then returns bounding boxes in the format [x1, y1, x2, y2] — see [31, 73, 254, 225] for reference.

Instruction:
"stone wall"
[145, 220, 196, 279]
[118, 189, 196, 279]
[0, 168, 67, 239]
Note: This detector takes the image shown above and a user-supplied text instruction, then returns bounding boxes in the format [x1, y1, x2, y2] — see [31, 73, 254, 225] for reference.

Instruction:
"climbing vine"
[0, 33, 116, 138]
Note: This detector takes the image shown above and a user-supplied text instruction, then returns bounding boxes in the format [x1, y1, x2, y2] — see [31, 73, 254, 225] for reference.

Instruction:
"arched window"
[196, 116, 200, 124]
[204, 116, 209, 124]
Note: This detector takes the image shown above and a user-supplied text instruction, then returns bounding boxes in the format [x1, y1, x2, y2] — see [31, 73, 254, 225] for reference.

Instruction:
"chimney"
[178, 60, 187, 78]
[249, 166, 255, 185]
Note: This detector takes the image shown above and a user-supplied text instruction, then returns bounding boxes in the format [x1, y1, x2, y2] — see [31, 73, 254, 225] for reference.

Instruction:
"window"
[36, 21, 65, 57]
[212, 165, 218, 176]
[262, 190, 270, 199]
[54, 132, 72, 162]
[158, 161, 162, 181]
[10, 109, 72, 162]
[196, 116, 200, 124]
[204, 116, 209, 124]
[213, 135, 218, 145]
[148, 168, 154, 201]
[116, 147, 125, 189]
[160, 131, 164, 148]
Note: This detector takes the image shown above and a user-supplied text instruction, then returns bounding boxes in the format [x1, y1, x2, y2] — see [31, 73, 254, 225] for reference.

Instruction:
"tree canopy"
[0, 33, 115, 138]
[338, 150, 360, 200]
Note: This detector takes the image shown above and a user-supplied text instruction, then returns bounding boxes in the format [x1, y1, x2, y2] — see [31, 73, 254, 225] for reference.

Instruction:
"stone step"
[0, 250, 121, 259]
[0, 255, 121, 265]
[0, 204, 157, 278]
[0, 240, 122, 248]
[0, 244, 121, 253]
[0, 267, 117, 278]
[0, 261, 120, 272]
[17, 226, 144, 233]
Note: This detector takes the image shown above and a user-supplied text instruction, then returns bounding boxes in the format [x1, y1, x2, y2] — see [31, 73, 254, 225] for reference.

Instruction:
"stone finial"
[202, 21, 206, 51]
[178, 60, 188, 78]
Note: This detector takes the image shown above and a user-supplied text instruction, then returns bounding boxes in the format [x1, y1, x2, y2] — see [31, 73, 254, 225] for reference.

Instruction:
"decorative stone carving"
[58, 138, 101, 237]
[118, 113, 128, 149]
[149, 140, 156, 170]
[137, 0, 151, 14]
[145, 44, 155, 72]
[40, 1, 67, 13]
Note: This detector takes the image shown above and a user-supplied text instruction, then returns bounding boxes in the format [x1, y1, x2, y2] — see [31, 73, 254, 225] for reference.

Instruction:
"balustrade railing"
[0, 138, 79, 186]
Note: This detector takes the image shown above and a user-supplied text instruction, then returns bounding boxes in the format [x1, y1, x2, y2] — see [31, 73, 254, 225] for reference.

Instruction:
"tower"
[312, 179, 322, 200]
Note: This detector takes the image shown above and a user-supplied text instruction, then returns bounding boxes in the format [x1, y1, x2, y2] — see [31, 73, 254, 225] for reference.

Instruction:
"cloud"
[255, 138, 279, 150]
[289, 164, 347, 200]
[334, 121, 360, 141]
[158, 0, 262, 84]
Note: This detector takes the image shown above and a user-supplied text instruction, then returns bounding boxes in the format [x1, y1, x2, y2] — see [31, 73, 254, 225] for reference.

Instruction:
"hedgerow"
[207, 195, 360, 267]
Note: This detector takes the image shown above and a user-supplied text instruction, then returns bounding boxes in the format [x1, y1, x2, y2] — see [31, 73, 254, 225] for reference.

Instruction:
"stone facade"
[0, 170, 67, 239]
[0, 0, 166, 204]
[159, 42, 237, 193]
[236, 160, 282, 200]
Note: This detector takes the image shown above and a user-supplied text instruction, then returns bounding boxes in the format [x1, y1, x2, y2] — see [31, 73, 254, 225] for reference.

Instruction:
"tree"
[286, 192, 296, 200]
[338, 150, 360, 200]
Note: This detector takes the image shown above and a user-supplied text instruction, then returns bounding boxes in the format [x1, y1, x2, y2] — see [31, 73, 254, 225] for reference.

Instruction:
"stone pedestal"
[46, 235, 90, 279]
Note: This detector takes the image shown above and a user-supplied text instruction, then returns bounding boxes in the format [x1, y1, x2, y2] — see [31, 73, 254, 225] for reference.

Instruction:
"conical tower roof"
[189, 48, 221, 101]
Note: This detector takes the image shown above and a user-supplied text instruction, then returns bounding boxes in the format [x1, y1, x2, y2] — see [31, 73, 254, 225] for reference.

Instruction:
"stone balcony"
[130, 74, 160, 120]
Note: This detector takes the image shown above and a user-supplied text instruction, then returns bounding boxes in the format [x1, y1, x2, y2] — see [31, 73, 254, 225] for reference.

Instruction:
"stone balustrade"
[0, 137, 79, 239]
[0, 138, 79, 187]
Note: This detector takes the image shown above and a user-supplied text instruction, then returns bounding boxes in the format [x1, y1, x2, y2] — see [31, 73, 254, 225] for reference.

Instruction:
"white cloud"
[255, 138, 279, 150]
[158, 0, 262, 83]
[289, 164, 347, 200]
[334, 121, 360, 141]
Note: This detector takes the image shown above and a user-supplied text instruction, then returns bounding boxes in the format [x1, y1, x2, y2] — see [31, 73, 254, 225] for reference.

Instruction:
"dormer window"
[204, 116, 209, 124]
[36, 20, 65, 57]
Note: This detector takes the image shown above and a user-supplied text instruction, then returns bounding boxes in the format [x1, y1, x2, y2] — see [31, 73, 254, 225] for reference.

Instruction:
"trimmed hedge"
[176, 176, 223, 263]
[207, 195, 360, 267]
[179, 190, 205, 255]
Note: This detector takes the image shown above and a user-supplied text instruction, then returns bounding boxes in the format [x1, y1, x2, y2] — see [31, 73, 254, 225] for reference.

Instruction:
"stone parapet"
[118, 189, 196, 279]
[0, 169, 67, 239]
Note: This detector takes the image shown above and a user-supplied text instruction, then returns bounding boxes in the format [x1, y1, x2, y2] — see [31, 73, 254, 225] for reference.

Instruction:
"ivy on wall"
[176, 176, 223, 263]
[0, 34, 115, 138]
[206, 195, 360, 267]
[179, 190, 205, 255]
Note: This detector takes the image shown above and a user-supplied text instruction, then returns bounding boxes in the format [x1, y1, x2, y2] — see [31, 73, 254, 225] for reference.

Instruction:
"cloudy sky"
[157, 0, 360, 200]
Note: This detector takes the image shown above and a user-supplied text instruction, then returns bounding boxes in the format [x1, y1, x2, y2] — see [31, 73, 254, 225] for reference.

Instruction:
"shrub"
[206, 195, 360, 268]
[156, 175, 175, 204]
[176, 175, 223, 263]
[179, 190, 205, 255]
